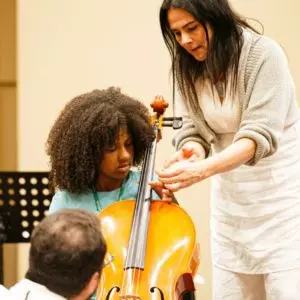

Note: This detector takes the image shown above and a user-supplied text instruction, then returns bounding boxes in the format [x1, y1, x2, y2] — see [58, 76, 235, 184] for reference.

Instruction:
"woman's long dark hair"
[160, 0, 260, 111]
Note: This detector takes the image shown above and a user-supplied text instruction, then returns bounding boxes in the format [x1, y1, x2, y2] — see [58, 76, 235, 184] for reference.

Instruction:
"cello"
[97, 96, 199, 299]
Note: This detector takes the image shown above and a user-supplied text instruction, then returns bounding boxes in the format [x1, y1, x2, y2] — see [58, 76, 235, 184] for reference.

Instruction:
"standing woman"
[158, 0, 300, 299]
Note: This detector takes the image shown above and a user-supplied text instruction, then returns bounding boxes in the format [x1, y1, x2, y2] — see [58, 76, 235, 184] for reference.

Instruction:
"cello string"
[132, 143, 152, 297]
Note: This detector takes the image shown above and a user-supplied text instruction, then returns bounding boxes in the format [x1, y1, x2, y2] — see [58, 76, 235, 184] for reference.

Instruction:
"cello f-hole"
[150, 287, 164, 299]
[105, 286, 120, 299]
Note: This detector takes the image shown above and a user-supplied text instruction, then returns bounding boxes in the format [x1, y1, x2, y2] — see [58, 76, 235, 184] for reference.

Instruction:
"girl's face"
[167, 8, 212, 61]
[98, 127, 134, 191]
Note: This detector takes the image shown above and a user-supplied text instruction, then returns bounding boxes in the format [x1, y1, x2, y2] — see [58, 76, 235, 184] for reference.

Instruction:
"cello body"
[97, 200, 197, 299]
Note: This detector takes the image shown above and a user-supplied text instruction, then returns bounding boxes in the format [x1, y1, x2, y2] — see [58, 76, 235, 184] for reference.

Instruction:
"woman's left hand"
[157, 160, 208, 192]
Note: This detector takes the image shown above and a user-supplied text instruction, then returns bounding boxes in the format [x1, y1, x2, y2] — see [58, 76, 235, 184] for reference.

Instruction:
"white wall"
[17, 1, 300, 299]
[17, 0, 172, 170]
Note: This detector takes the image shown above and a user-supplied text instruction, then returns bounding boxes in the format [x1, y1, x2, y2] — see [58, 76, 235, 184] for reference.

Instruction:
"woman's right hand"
[164, 141, 206, 169]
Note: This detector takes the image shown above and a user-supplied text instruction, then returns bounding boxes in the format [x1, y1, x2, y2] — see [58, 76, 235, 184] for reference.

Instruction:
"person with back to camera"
[7, 208, 107, 300]
[155, 0, 300, 299]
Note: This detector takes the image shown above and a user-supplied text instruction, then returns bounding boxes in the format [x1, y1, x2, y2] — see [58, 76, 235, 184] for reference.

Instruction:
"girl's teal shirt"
[49, 170, 160, 214]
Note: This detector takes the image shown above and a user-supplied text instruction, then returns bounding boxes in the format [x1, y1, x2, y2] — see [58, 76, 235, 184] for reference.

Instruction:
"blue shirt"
[49, 170, 160, 214]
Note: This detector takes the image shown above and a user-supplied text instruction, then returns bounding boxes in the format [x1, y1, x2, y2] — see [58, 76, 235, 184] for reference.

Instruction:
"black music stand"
[0, 172, 52, 284]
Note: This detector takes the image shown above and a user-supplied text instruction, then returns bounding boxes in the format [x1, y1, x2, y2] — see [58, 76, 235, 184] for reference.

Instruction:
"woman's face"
[167, 8, 212, 61]
[98, 127, 134, 190]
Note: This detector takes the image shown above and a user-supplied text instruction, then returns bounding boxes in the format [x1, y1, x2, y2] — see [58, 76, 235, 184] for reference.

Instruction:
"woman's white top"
[198, 79, 300, 274]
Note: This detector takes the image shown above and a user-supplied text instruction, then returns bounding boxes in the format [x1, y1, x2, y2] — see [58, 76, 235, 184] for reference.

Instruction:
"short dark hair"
[46, 87, 155, 193]
[159, 0, 260, 111]
[25, 209, 107, 298]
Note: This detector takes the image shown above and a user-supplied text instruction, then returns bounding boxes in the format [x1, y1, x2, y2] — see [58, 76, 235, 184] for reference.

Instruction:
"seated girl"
[47, 87, 173, 214]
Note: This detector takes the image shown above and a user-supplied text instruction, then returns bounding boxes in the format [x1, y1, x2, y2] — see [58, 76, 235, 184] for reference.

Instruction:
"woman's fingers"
[158, 160, 194, 182]
[157, 173, 184, 185]
[148, 181, 164, 189]
[164, 179, 194, 192]
[164, 182, 183, 192]
[157, 163, 184, 179]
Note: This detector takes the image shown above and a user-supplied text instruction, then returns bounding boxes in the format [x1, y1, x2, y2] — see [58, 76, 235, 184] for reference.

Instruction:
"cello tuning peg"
[150, 96, 169, 116]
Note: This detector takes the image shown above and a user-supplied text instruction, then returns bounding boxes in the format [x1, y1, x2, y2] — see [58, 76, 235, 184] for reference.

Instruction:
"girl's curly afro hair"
[46, 87, 155, 194]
